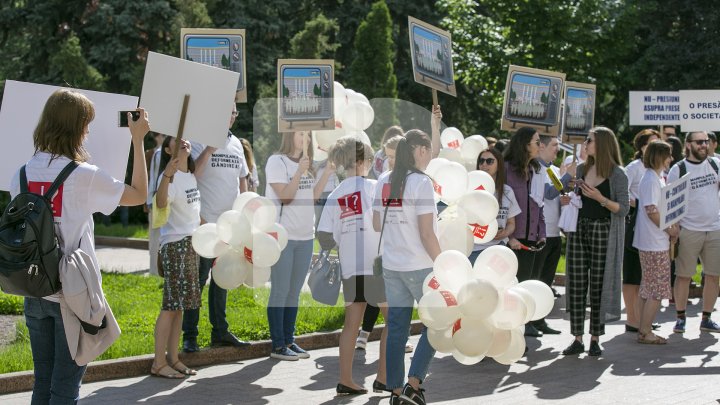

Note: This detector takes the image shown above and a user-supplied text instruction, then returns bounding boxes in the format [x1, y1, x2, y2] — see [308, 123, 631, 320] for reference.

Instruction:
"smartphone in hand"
[118, 110, 141, 127]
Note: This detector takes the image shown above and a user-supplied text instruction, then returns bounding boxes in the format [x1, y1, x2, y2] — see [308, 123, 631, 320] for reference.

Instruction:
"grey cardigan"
[568, 163, 629, 323]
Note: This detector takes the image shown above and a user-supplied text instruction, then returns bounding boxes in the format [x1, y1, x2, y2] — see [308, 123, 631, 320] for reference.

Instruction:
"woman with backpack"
[9, 89, 149, 403]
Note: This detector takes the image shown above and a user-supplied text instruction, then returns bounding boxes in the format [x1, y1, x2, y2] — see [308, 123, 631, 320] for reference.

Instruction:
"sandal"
[151, 364, 186, 379]
[637, 332, 667, 345]
[170, 360, 198, 376]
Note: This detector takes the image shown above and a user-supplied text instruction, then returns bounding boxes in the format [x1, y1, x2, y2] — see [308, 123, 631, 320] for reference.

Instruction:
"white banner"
[659, 174, 689, 229]
[679, 90, 720, 132]
[0, 80, 137, 191]
[629, 91, 680, 126]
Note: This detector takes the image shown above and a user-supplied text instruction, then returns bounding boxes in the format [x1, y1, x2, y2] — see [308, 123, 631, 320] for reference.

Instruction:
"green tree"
[289, 13, 340, 59]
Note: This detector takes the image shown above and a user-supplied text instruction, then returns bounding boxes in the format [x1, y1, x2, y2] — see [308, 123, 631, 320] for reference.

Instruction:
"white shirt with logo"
[159, 171, 201, 246]
[625, 158, 647, 202]
[265, 154, 316, 241]
[633, 170, 668, 251]
[667, 158, 720, 231]
[472, 185, 521, 251]
[372, 171, 438, 272]
[318, 176, 379, 278]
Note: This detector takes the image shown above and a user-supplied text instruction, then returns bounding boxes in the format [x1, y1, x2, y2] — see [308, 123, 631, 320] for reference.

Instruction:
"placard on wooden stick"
[181, 28, 247, 103]
[500, 65, 565, 137]
[562, 81, 596, 144]
[277, 59, 335, 132]
[408, 16, 456, 98]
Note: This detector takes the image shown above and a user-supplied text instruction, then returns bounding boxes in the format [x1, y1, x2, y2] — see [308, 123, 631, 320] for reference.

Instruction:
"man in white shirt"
[667, 131, 720, 334]
[183, 106, 250, 352]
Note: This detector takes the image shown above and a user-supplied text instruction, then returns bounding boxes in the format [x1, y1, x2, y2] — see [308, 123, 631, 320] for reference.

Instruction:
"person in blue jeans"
[265, 131, 335, 360]
[16, 90, 149, 403]
[372, 125, 441, 405]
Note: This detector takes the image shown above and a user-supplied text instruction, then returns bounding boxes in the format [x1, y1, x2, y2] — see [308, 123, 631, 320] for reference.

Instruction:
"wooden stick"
[432, 89, 439, 107]
[170, 94, 191, 183]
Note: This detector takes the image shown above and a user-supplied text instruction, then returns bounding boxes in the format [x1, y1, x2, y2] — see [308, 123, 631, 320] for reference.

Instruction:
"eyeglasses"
[584, 137, 594, 144]
[689, 139, 710, 145]
[477, 158, 496, 165]
[231, 111, 239, 116]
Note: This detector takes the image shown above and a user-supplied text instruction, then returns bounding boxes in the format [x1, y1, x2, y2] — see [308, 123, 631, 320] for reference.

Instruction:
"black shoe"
[625, 324, 639, 333]
[211, 332, 251, 347]
[562, 340, 585, 355]
[552, 287, 561, 298]
[535, 321, 561, 335]
[336, 383, 367, 396]
[182, 339, 200, 353]
[399, 383, 426, 405]
[588, 340, 602, 356]
[389, 394, 402, 405]
[373, 380, 390, 393]
[651, 323, 661, 330]
[524, 323, 543, 337]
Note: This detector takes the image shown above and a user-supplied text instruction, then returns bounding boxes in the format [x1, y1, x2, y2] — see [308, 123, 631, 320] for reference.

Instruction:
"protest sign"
[659, 174, 689, 229]
[562, 81, 595, 143]
[277, 59, 335, 132]
[408, 16, 457, 97]
[679, 90, 720, 132]
[629, 91, 680, 126]
[501, 65, 565, 137]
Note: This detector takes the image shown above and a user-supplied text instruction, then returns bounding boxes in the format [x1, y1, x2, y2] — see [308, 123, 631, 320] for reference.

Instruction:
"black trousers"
[515, 238, 544, 282]
[535, 236, 562, 287]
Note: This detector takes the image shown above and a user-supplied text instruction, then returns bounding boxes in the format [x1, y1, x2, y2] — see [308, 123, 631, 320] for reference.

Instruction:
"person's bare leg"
[376, 304, 389, 385]
[339, 302, 366, 389]
[674, 276, 691, 312]
[623, 284, 640, 327]
[702, 275, 719, 313]
[166, 311, 182, 365]
[638, 297, 662, 336]
[153, 311, 174, 367]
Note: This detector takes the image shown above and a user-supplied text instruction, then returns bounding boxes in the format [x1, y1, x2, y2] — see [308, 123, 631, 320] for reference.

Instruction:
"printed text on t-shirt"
[28, 182, 63, 217]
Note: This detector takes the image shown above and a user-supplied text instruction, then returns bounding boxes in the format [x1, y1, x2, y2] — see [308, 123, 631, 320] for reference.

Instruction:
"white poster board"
[679, 90, 720, 132]
[139, 52, 240, 148]
[629, 91, 680, 126]
[0, 80, 137, 191]
[659, 174, 689, 229]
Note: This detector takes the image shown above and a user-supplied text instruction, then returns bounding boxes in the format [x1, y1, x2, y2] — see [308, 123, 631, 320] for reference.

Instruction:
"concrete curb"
[95, 236, 149, 250]
[0, 321, 424, 395]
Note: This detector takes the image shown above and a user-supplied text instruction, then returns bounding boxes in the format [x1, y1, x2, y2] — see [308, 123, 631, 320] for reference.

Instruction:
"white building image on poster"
[186, 48, 228, 69]
[566, 92, 593, 130]
[283, 77, 320, 115]
[510, 82, 549, 119]
[415, 37, 444, 75]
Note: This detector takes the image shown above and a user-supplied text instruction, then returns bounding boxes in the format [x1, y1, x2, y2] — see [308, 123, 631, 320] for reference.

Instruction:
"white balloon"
[333, 81, 347, 118]
[232, 192, 260, 212]
[216, 210, 251, 247]
[245, 265, 272, 288]
[425, 158, 450, 179]
[312, 131, 328, 162]
[211, 249, 250, 290]
[427, 325, 455, 353]
[417, 290, 461, 330]
[451, 317, 494, 357]
[510, 286, 537, 324]
[517, 280, 556, 321]
[433, 251, 472, 294]
[452, 350, 484, 365]
[466, 170, 496, 196]
[457, 278, 500, 320]
[343, 101, 374, 131]
[192, 223, 230, 259]
[345, 130, 372, 147]
[438, 148, 464, 165]
[490, 289, 528, 330]
[457, 190, 500, 225]
[266, 223, 289, 250]
[434, 161, 468, 205]
[345, 89, 369, 105]
[314, 128, 346, 153]
[422, 272, 442, 296]
[440, 127, 464, 149]
[473, 245, 519, 288]
[468, 219, 499, 244]
[460, 135, 489, 164]
[438, 212, 474, 256]
[485, 328, 511, 358]
[241, 196, 278, 232]
[248, 231, 282, 268]
[492, 327, 526, 365]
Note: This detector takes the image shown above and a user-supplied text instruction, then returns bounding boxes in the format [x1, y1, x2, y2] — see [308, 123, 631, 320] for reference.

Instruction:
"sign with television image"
[408, 16, 456, 97]
[562, 81, 596, 143]
[501, 65, 565, 137]
[277, 59, 335, 132]
[181, 28, 247, 103]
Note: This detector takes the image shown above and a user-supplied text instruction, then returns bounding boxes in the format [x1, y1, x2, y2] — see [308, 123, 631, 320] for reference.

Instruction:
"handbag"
[308, 249, 341, 305]
[373, 203, 391, 277]
[625, 201, 638, 253]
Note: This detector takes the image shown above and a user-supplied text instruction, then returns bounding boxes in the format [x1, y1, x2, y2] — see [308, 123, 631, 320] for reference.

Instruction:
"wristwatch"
[600, 198, 609, 207]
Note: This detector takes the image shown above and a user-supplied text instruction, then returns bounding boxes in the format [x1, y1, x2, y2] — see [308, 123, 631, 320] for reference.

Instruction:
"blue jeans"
[383, 267, 436, 390]
[24, 298, 86, 405]
[267, 239, 314, 350]
[182, 256, 229, 341]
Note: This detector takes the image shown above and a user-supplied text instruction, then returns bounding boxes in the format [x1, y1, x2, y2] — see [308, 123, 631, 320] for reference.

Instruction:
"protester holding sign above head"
[633, 141, 677, 345]
[265, 131, 336, 361]
[563, 127, 628, 357]
[10, 89, 150, 403]
[667, 131, 720, 334]
[183, 105, 250, 353]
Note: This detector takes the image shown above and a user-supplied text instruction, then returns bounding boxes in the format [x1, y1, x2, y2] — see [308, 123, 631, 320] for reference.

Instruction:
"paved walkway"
[3, 296, 720, 404]
[95, 246, 150, 274]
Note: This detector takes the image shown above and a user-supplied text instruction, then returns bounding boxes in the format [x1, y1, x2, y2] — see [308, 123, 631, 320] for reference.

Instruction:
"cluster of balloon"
[419, 249, 555, 365]
[439, 127, 489, 171]
[191, 192, 288, 290]
[313, 81, 373, 161]
[426, 138, 498, 256]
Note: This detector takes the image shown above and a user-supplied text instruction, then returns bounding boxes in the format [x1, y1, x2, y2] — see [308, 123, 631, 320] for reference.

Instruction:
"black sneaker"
[389, 393, 402, 405]
[588, 340, 602, 357]
[399, 383, 426, 405]
[561, 340, 585, 355]
[182, 339, 200, 353]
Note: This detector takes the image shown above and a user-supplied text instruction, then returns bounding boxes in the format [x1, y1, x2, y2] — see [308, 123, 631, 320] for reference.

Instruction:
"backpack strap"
[710, 158, 719, 175]
[44, 161, 79, 200]
[19, 166, 28, 193]
[678, 159, 719, 178]
[679, 161, 686, 178]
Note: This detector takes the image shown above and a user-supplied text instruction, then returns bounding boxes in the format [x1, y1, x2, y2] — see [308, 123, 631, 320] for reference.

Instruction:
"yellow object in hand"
[546, 167, 564, 192]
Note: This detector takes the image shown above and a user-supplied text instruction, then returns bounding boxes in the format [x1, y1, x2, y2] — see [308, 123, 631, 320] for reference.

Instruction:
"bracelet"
[163, 173, 172, 179]
[600, 198, 609, 207]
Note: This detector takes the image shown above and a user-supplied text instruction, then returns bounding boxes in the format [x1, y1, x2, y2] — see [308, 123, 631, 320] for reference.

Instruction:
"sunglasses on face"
[477, 157, 496, 165]
[689, 139, 710, 145]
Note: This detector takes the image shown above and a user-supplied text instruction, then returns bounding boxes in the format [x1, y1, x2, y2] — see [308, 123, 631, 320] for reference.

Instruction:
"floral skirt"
[160, 236, 201, 311]
[639, 250, 672, 301]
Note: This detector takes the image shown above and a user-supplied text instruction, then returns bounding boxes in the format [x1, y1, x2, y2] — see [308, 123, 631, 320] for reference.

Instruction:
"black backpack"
[0, 161, 78, 297]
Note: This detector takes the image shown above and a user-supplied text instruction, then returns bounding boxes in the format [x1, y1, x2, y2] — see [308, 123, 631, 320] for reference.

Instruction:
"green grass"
[0, 272, 396, 374]
[94, 223, 149, 239]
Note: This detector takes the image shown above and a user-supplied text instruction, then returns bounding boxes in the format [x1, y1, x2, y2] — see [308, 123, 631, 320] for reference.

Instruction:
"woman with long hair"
[264, 131, 335, 360]
[503, 126, 546, 337]
[239, 137, 258, 192]
[563, 127, 629, 357]
[468, 148, 520, 264]
[11, 89, 149, 402]
[151, 137, 201, 378]
[623, 129, 660, 333]
[318, 136, 388, 395]
[371, 125, 404, 179]
[373, 129, 440, 404]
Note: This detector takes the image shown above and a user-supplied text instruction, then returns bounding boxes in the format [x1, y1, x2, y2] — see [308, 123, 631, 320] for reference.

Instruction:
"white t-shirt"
[667, 158, 720, 231]
[191, 134, 249, 223]
[265, 154, 316, 241]
[625, 159, 646, 202]
[10, 153, 125, 301]
[543, 165, 562, 237]
[633, 170, 668, 251]
[473, 185, 521, 251]
[372, 171, 438, 272]
[315, 161, 339, 193]
[159, 171, 201, 246]
[317, 176, 379, 278]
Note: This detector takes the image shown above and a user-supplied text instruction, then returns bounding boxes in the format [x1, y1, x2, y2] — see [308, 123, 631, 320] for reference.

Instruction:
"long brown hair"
[585, 126, 623, 178]
[239, 138, 255, 171]
[328, 136, 374, 170]
[633, 128, 660, 160]
[477, 148, 506, 202]
[276, 132, 315, 175]
[33, 89, 94, 162]
[389, 130, 431, 199]
[503, 126, 540, 179]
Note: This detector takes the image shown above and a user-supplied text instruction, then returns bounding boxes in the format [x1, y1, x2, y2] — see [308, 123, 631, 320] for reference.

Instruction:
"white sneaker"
[355, 330, 370, 350]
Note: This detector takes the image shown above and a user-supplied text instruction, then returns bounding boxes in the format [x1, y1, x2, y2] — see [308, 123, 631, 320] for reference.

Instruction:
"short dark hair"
[685, 131, 708, 143]
[708, 132, 717, 142]
[643, 141, 671, 170]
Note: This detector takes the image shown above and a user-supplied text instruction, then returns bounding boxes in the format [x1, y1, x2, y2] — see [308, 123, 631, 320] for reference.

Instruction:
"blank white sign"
[139, 52, 240, 149]
[0, 80, 137, 191]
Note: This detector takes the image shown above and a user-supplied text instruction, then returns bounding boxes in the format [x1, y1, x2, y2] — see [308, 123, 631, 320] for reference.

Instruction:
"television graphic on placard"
[408, 16, 456, 97]
[181, 28, 247, 103]
[562, 81, 596, 142]
[277, 59, 335, 132]
[501, 65, 565, 137]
